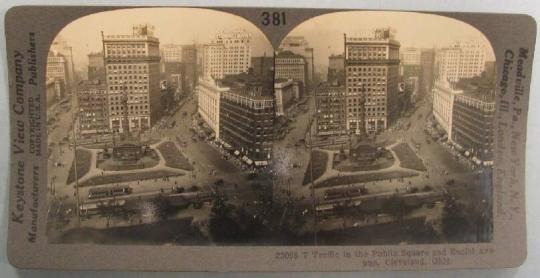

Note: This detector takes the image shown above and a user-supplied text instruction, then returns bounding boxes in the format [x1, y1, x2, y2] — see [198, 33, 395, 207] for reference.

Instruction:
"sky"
[55, 9, 497, 74]
[285, 11, 496, 71]
[53, 8, 274, 72]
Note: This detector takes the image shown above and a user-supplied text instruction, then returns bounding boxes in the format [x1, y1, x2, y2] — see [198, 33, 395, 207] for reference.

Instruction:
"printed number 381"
[261, 12, 286, 26]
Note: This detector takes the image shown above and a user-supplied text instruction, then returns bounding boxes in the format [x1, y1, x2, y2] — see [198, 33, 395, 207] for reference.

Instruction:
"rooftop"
[221, 73, 273, 98]
[276, 50, 305, 59]
[78, 79, 107, 90]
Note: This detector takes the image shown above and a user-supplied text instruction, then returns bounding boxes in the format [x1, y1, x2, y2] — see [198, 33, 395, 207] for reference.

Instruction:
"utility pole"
[72, 97, 81, 228]
[308, 94, 318, 245]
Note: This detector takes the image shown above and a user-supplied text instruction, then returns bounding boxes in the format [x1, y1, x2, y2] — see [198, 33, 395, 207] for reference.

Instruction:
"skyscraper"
[251, 55, 274, 80]
[181, 44, 198, 92]
[161, 43, 183, 63]
[432, 80, 463, 140]
[50, 35, 76, 91]
[87, 52, 105, 81]
[327, 54, 345, 84]
[278, 36, 314, 89]
[315, 82, 347, 136]
[344, 28, 400, 134]
[400, 47, 421, 66]
[102, 24, 161, 133]
[420, 48, 436, 98]
[77, 80, 109, 136]
[275, 51, 307, 96]
[435, 40, 487, 83]
[46, 51, 68, 90]
[219, 74, 275, 166]
[201, 31, 251, 79]
[452, 91, 495, 162]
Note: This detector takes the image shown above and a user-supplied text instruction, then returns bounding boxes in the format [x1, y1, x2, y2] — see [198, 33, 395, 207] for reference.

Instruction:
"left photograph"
[45, 8, 275, 244]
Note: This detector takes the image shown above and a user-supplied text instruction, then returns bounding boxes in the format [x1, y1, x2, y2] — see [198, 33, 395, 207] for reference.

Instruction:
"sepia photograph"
[272, 11, 495, 245]
[46, 9, 495, 246]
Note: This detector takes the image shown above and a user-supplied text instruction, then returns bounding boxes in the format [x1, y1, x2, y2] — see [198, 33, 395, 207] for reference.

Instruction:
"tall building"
[400, 47, 421, 66]
[275, 51, 307, 96]
[161, 43, 183, 63]
[46, 51, 68, 93]
[420, 48, 436, 98]
[181, 44, 198, 93]
[402, 64, 422, 103]
[274, 78, 300, 116]
[50, 35, 75, 90]
[344, 28, 400, 134]
[435, 40, 487, 83]
[77, 80, 109, 136]
[102, 24, 161, 133]
[162, 62, 184, 92]
[251, 56, 274, 80]
[219, 74, 274, 166]
[197, 76, 227, 138]
[87, 52, 105, 81]
[327, 54, 345, 84]
[201, 31, 251, 79]
[278, 36, 314, 89]
[315, 82, 347, 136]
[432, 80, 463, 139]
[399, 47, 427, 103]
[451, 92, 495, 162]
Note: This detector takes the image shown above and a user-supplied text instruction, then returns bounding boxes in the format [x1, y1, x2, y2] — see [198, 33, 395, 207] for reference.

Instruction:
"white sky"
[53, 7, 274, 71]
[286, 11, 496, 70]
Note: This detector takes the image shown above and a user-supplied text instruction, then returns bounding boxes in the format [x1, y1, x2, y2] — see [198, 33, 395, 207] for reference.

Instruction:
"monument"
[348, 83, 382, 163]
[111, 83, 148, 163]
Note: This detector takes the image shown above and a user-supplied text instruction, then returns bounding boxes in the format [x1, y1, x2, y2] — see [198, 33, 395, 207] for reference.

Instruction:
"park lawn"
[156, 141, 193, 170]
[302, 150, 329, 185]
[314, 170, 418, 189]
[66, 149, 92, 184]
[79, 170, 184, 187]
[333, 150, 395, 172]
[392, 143, 427, 171]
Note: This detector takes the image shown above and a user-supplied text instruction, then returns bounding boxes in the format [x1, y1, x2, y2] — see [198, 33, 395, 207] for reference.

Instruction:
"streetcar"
[88, 185, 133, 200]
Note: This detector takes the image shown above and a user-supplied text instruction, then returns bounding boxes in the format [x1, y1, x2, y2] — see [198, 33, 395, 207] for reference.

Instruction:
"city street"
[268, 92, 491, 241]
[48, 90, 270, 238]
[272, 93, 316, 202]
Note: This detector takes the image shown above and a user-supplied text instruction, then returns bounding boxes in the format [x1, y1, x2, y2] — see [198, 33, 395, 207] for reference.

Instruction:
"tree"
[441, 195, 470, 241]
[208, 193, 243, 243]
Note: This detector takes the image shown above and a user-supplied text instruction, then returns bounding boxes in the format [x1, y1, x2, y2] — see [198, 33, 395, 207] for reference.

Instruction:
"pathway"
[311, 140, 424, 186]
[68, 139, 191, 187]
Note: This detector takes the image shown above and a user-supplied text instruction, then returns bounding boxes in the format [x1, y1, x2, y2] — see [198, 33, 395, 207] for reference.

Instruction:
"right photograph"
[273, 11, 495, 245]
